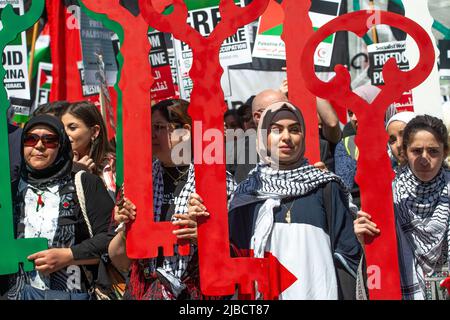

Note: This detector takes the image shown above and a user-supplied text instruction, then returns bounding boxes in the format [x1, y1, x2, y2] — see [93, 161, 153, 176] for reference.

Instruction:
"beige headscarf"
[256, 101, 306, 170]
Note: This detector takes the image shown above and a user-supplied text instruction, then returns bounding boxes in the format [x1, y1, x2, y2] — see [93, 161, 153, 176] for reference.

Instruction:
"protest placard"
[252, 0, 342, 67]
[173, 0, 251, 99]
[34, 62, 52, 107]
[1, 0, 30, 101]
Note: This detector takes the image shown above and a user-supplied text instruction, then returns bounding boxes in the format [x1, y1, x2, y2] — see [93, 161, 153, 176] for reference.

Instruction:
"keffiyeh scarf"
[230, 161, 349, 259]
[130, 160, 236, 299]
[394, 166, 450, 299]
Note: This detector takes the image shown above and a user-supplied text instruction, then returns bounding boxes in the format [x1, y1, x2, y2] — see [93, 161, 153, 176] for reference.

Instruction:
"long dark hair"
[61, 101, 114, 175]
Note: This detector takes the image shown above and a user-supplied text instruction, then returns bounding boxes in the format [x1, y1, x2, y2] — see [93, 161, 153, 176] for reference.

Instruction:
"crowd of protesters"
[1, 81, 450, 301]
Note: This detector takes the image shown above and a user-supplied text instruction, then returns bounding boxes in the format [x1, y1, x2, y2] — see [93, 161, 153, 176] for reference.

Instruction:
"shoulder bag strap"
[74, 170, 93, 238]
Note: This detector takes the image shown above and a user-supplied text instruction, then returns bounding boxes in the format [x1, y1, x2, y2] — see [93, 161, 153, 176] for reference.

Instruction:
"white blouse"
[21, 181, 61, 290]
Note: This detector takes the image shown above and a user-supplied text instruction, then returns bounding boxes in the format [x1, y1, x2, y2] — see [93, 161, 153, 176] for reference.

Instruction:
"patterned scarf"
[230, 161, 348, 260]
[230, 161, 348, 210]
[129, 160, 236, 300]
[394, 166, 450, 299]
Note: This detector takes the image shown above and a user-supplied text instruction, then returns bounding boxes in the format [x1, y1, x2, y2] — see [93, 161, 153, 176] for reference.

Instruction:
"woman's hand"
[28, 248, 74, 275]
[73, 151, 95, 173]
[353, 210, 380, 245]
[314, 161, 328, 171]
[175, 193, 210, 244]
[114, 198, 137, 225]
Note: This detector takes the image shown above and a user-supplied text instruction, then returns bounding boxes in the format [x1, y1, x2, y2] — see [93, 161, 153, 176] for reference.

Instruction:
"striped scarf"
[394, 166, 450, 299]
[230, 160, 348, 210]
[129, 160, 237, 300]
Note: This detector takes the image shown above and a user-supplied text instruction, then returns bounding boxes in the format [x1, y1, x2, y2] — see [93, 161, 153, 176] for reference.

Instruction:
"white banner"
[1, 0, 31, 100]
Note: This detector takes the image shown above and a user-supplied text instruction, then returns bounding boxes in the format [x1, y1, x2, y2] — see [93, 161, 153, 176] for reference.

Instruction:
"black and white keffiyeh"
[229, 160, 349, 267]
[144, 160, 237, 284]
[394, 166, 450, 300]
[229, 101, 352, 270]
[230, 160, 348, 212]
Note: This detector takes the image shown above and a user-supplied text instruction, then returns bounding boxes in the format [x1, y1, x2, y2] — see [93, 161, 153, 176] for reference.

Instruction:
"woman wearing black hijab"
[7, 115, 114, 300]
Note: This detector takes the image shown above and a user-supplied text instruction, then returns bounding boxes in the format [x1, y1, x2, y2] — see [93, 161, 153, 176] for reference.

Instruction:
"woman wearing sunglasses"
[60, 101, 116, 199]
[7, 115, 114, 300]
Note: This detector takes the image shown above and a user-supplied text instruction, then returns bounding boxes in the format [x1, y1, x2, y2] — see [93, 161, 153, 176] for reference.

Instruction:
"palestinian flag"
[30, 23, 51, 80]
[257, 0, 284, 37]
[251, 0, 347, 69]
[309, 0, 341, 44]
[256, 0, 341, 41]
[34, 62, 53, 108]
[39, 66, 52, 90]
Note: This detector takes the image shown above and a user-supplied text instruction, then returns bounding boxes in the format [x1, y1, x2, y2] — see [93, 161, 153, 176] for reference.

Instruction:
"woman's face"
[387, 120, 407, 163]
[23, 125, 60, 170]
[267, 110, 303, 167]
[61, 113, 99, 157]
[406, 130, 448, 182]
[152, 110, 189, 165]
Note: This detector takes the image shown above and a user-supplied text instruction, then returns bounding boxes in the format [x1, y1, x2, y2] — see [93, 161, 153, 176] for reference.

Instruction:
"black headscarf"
[20, 115, 73, 187]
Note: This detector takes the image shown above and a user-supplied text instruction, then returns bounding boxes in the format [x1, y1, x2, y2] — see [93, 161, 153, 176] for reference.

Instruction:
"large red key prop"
[80, 0, 191, 258]
[139, 0, 296, 298]
[281, 0, 320, 164]
[301, 10, 435, 299]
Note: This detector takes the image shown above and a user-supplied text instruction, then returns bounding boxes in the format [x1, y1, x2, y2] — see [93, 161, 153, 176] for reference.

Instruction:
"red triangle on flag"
[258, 0, 284, 35]
[39, 71, 48, 87]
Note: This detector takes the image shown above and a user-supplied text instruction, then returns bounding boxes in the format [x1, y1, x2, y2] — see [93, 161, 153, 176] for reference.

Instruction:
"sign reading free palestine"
[252, 0, 342, 68]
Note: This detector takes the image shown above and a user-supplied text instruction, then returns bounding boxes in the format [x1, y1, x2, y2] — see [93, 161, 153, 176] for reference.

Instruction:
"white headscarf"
[385, 111, 416, 131]
[385, 112, 416, 163]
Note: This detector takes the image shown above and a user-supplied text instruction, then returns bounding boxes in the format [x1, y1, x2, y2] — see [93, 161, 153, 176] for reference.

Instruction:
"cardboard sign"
[253, 0, 342, 67]
[77, 61, 100, 97]
[148, 30, 176, 101]
[368, 41, 409, 86]
[1, 0, 30, 100]
[440, 39, 450, 79]
[34, 62, 52, 107]
[392, 90, 414, 112]
[368, 41, 414, 112]
[79, 9, 118, 86]
[172, 0, 252, 99]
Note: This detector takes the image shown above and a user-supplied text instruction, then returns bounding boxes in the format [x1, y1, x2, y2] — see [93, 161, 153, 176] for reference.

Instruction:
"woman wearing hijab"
[189, 101, 362, 299]
[7, 115, 114, 300]
[355, 115, 450, 300]
[386, 111, 416, 168]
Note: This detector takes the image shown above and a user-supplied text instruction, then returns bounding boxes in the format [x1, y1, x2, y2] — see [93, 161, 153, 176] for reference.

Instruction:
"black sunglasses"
[24, 134, 59, 149]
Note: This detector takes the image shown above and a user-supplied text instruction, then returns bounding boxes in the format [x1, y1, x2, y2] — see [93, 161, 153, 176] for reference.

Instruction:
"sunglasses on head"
[24, 133, 59, 149]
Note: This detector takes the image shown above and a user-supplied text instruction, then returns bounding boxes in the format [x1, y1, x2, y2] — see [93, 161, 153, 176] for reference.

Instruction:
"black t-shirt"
[160, 166, 190, 222]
